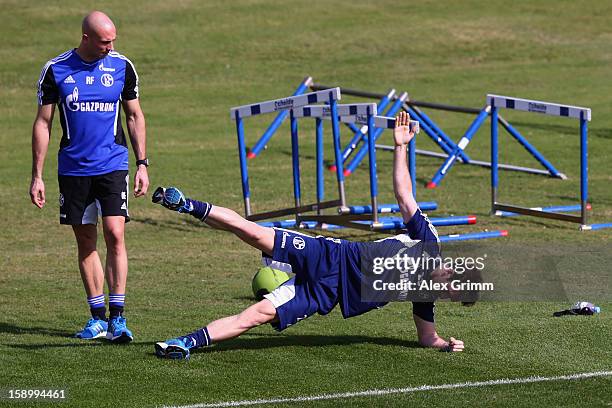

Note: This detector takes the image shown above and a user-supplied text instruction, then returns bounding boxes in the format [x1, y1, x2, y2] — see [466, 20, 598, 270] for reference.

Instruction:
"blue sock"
[87, 295, 106, 320]
[180, 327, 212, 349]
[109, 294, 125, 318]
[188, 199, 213, 221]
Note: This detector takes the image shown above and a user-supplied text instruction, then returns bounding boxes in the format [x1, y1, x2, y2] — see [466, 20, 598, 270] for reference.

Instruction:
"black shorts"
[58, 170, 130, 225]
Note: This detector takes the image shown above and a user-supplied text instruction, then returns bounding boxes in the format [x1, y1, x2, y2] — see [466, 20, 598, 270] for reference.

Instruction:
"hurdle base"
[299, 214, 383, 232]
[339, 201, 438, 215]
[246, 199, 342, 222]
[493, 203, 583, 223]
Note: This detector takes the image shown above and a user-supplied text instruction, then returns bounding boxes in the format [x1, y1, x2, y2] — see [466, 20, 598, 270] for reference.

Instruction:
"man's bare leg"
[101, 215, 132, 342]
[102, 216, 127, 296]
[204, 206, 275, 256]
[73, 224, 108, 339]
[73, 224, 105, 298]
[206, 299, 277, 341]
[155, 299, 278, 359]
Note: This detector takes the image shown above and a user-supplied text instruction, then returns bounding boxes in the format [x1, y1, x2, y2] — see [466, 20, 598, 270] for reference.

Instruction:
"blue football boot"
[106, 316, 133, 343]
[154, 337, 194, 360]
[75, 318, 108, 339]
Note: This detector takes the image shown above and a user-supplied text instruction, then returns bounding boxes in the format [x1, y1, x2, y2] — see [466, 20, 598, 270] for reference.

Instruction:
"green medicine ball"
[252, 267, 291, 300]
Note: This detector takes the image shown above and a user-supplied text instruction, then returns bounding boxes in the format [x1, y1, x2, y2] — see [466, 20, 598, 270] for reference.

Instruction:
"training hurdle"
[496, 204, 591, 218]
[310, 83, 566, 188]
[489, 94, 611, 231]
[231, 87, 348, 221]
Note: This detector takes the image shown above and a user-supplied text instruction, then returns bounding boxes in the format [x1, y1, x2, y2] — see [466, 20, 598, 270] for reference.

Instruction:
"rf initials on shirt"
[86, 76, 95, 85]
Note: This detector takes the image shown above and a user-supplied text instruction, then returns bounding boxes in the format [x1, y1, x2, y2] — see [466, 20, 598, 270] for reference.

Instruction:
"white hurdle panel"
[487, 94, 591, 121]
[292, 103, 377, 118]
[231, 87, 341, 120]
[293, 106, 420, 134]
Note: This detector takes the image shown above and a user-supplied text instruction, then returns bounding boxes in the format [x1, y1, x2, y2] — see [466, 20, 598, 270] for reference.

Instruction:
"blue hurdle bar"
[491, 102, 498, 211]
[496, 204, 591, 217]
[439, 230, 508, 242]
[584, 223, 612, 231]
[247, 77, 312, 158]
[498, 117, 565, 179]
[366, 106, 379, 225]
[369, 216, 476, 229]
[427, 106, 490, 189]
[410, 105, 471, 162]
[235, 111, 251, 216]
[340, 202, 438, 215]
[329, 93, 347, 208]
[316, 118, 324, 210]
[290, 109, 301, 209]
[344, 93, 408, 176]
[580, 111, 588, 226]
[404, 104, 470, 163]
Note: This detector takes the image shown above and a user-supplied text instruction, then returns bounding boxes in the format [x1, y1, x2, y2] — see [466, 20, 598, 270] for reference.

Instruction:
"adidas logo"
[121, 202, 127, 210]
[64, 75, 75, 84]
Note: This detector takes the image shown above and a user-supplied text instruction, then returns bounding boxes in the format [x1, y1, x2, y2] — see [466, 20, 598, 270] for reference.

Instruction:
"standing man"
[30, 11, 149, 343]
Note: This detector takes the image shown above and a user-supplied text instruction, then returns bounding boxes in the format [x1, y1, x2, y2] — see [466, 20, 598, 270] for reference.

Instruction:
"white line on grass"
[163, 370, 612, 408]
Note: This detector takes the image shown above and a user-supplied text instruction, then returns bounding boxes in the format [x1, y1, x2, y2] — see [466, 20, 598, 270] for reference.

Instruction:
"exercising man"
[30, 11, 149, 342]
[153, 112, 464, 359]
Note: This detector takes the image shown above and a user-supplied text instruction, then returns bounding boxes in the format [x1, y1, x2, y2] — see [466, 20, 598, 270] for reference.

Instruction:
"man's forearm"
[393, 145, 410, 198]
[31, 119, 51, 178]
[393, 144, 417, 218]
[127, 112, 146, 160]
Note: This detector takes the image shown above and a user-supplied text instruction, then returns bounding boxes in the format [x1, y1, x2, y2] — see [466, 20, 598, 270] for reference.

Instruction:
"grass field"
[1, 1, 611, 407]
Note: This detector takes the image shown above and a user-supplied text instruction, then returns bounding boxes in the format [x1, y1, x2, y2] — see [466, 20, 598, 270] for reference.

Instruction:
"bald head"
[77, 11, 117, 62]
[82, 11, 115, 36]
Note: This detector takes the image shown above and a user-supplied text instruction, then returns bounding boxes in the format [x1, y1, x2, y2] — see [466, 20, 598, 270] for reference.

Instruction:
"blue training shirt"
[37, 49, 139, 176]
[340, 209, 441, 318]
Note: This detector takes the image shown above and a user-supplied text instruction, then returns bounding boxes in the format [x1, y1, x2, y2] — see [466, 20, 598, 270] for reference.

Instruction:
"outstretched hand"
[393, 111, 416, 147]
[152, 186, 193, 213]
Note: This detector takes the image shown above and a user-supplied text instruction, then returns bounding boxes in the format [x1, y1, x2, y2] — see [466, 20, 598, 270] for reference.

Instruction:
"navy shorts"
[263, 229, 346, 331]
[58, 170, 130, 225]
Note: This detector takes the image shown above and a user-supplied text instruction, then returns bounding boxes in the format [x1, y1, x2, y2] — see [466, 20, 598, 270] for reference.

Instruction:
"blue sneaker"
[106, 316, 133, 343]
[155, 337, 194, 360]
[75, 318, 108, 339]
